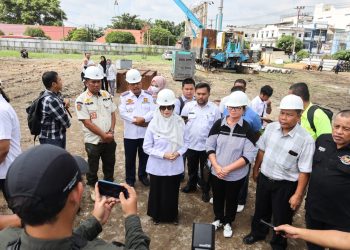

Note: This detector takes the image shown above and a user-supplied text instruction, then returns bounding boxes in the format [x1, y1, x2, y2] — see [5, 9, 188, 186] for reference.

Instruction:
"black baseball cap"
[5, 145, 88, 211]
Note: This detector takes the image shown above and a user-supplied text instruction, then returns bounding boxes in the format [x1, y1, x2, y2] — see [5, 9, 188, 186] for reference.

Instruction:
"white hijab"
[148, 108, 185, 152]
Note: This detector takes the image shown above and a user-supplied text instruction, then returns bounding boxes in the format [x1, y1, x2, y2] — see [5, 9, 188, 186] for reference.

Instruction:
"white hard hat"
[279, 94, 304, 110]
[126, 69, 142, 84]
[156, 89, 176, 106]
[225, 91, 250, 107]
[84, 66, 104, 80]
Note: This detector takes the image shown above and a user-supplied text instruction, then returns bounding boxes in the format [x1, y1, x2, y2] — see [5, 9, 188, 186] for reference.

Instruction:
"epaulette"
[144, 90, 153, 96]
[121, 91, 129, 97]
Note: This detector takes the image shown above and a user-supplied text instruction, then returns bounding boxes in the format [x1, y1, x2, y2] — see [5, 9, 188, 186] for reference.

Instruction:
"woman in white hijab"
[143, 89, 189, 225]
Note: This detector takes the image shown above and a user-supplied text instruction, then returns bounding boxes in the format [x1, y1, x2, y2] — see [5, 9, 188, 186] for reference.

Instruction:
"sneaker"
[223, 224, 233, 238]
[237, 205, 245, 213]
[209, 197, 213, 204]
[90, 187, 95, 201]
[212, 220, 222, 231]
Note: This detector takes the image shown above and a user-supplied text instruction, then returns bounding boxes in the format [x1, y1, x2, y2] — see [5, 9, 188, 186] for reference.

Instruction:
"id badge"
[188, 112, 196, 119]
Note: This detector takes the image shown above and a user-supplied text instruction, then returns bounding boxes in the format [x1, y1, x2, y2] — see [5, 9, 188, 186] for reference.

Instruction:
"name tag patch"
[90, 112, 97, 119]
[318, 146, 326, 152]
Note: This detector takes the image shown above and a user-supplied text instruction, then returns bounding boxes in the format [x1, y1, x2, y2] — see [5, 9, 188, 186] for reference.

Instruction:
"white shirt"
[181, 101, 221, 151]
[143, 129, 189, 176]
[0, 95, 21, 179]
[106, 64, 117, 80]
[119, 90, 156, 139]
[257, 122, 315, 181]
[251, 96, 267, 117]
[174, 95, 195, 115]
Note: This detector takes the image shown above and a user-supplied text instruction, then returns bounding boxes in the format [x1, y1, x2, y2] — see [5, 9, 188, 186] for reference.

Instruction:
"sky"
[60, 0, 350, 29]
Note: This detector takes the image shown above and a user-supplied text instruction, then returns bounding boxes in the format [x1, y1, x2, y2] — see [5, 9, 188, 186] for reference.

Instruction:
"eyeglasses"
[227, 106, 243, 111]
[159, 105, 174, 111]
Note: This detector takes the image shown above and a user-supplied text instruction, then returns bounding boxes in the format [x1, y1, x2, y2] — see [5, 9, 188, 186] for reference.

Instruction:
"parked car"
[162, 50, 173, 60]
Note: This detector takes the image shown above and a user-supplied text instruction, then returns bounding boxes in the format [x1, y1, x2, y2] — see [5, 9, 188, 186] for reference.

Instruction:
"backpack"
[178, 96, 185, 114]
[307, 105, 333, 133]
[26, 91, 49, 141]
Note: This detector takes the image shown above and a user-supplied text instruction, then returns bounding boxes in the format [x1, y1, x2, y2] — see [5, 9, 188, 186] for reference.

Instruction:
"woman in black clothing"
[99, 56, 108, 91]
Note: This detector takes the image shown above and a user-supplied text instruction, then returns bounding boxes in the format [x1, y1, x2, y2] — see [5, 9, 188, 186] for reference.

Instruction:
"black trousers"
[101, 77, 108, 92]
[186, 149, 209, 193]
[211, 174, 245, 225]
[124, 138, 148, 185]
[85, 141, 116, 186]
[238, 164, 251, 205]
[251, 173, 297, 250]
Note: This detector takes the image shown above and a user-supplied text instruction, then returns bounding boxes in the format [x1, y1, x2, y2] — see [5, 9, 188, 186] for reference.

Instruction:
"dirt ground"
[0, 57, 349, 249]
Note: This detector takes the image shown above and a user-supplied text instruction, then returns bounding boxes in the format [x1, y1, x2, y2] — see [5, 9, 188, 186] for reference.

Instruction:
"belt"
[261, 173, 296, 183]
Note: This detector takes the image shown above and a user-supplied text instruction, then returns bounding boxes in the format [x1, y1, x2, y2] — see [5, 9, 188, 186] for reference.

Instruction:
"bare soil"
[1, 57, 349, 249]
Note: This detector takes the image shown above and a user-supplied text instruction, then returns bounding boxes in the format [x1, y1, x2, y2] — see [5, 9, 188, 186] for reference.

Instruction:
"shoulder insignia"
[339, 155, 350, 165]
[121, 91, 129, 97]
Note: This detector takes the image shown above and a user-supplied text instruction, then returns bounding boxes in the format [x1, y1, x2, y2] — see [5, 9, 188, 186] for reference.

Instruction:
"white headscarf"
[148, 108, 185, 152]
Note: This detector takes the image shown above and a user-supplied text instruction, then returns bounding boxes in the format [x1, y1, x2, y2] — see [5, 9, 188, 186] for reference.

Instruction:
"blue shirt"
[223, 107, 261, 132]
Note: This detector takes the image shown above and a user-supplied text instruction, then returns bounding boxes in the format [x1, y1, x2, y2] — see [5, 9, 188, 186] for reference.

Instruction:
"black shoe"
[181, 184, 197, 193]
[153, 219, 159, 225]
[243, 233, 264, 245]
[202, 193, 210, 203]
[140, 176, 150, 186]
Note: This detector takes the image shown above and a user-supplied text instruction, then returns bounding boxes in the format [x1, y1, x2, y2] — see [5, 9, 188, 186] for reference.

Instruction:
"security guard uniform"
[119, 89, 156, 186]
[75, 89, 117, 186]
[305, 133, 350, 249]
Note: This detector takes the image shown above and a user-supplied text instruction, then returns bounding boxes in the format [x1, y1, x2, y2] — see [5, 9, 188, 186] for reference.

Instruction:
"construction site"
[1, 0, 350, 249]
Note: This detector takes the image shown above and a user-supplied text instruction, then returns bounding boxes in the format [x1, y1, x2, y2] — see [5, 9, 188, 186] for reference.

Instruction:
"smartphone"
[260, 219, 285, 236]
[98, 180, 129, 199]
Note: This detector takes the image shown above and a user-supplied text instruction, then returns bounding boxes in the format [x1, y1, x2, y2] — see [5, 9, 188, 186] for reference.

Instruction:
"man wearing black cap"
[0, 145, 150, 249]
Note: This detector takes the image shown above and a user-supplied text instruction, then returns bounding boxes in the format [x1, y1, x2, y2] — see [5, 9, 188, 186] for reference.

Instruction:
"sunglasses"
[227, 106, 243, 111]
[159, 105, 174, 111]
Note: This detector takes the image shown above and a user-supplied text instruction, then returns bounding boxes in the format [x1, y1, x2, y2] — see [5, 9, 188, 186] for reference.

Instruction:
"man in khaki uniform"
[75, 66, 117, 201]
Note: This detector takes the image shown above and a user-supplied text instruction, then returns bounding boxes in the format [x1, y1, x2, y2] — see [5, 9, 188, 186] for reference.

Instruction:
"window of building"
[245, 33, 248, 37]
[304, 32, 311, 37]
[298, 33, 302, 37]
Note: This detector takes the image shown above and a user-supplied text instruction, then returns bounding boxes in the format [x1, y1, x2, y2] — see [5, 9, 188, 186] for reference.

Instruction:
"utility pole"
[209, 19, 214, 29]
[217, 0, 223, 31]
[292, 6, 305, 56]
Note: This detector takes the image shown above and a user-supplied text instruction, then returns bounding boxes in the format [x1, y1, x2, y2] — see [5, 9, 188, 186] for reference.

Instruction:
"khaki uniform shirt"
[75, 90, 117, 144]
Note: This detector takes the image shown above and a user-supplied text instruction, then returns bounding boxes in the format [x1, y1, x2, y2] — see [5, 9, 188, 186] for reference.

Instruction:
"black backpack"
[26, 91, 49, 141]
[307, 105, 333, 133]
[178, 96, 185, 114]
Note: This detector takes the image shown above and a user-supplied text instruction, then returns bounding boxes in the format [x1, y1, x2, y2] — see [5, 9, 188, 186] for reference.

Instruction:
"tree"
[0, 0, 66, 25]
[23, 27, 49, 39]
[276, 35, 303, 53]
[105, 31, 135, 44]
[69, 28, 90, 42]
[333, 50, 350, 61]
[296, 50, 310, 60]
[154, 20, 185, 38]
[146, 27, 176, 46]
[0, 30, 4, 36]
[109, 13, 149, 30]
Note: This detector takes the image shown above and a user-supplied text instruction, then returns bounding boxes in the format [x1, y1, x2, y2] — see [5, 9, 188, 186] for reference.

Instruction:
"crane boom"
[173, 0, 204, 30]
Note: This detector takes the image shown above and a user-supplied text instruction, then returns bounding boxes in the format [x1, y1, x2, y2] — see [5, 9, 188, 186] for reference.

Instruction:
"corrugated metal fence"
[0, 38, 177, 55]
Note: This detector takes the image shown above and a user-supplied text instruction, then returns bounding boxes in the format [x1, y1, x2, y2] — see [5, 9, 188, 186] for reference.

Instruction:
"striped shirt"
[206, 117, 258, 181]
[257, 122, 315, 181]
[39, 90, 71, 140]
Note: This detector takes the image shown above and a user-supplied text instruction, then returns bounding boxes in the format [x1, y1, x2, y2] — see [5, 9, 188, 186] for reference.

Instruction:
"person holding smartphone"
[143, 89, 189, 225]
[0, 145, 150, 249]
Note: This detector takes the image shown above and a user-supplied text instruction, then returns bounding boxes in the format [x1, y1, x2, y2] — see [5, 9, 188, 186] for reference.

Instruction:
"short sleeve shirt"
[75, 90, 116, 144]
[0, 95, 21, 179]
[257, 122, 315, 181]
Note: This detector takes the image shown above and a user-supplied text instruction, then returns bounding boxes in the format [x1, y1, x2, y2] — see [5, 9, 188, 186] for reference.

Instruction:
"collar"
[86, 90, 101, 97]
[45, 90, 61, 97]
[182, 95, 195, 102]
[130, 90, 145, 98]
[19, 230, 76, 249]
[194, 101, 209, 109]
[325, 134, 350, 150]
[222, 116, 244, 127]
[276, 122, 299, 137]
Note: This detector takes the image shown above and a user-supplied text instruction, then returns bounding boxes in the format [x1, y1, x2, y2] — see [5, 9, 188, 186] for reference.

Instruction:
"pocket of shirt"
[280, 153, 298, 169]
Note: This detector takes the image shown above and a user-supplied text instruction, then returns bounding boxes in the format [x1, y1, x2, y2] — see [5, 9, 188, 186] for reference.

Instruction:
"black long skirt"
[147, 174, 181, 222]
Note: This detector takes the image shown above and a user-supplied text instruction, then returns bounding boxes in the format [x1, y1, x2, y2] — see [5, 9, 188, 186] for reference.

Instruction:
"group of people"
[0, 60, 350, 250]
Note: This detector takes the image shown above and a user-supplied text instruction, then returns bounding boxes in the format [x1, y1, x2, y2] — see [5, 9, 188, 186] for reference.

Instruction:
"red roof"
[96, 29, 146, 44]
[0, 23, 75, 41]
